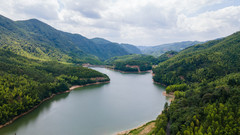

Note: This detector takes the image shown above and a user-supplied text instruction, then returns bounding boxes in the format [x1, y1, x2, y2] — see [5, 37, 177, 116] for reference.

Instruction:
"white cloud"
[60, 0, 107, 19]
[0, 0, 239, 45]
[0, 0, 60, 20]
[177, 6, 240, 39]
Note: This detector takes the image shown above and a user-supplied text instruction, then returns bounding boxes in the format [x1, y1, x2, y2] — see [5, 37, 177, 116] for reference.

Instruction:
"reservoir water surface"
[0, 67, 169, 135]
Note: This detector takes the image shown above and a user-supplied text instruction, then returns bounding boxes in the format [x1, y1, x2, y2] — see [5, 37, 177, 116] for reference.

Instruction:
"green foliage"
[126, 121, 156, 135]
[105, 54, 158, 72]
[155, 114, 168, 133]
[157, 51, 178, 63]
[105, 54, 158, 65]
[114, 60, 152, 72]
[166, 84, 188, 93]
[0, 49, 109, 125]
[176, 103, 240, 135]
[174, 91, 186, 99]
[119, 44, 142, 54]
[0, 14, 141, 64]
[91, 38, 142, 55]
[153, 31, 240, 85]
[152, 31, 240, 135]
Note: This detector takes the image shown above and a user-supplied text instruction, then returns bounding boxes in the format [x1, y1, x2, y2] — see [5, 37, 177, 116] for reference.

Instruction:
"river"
[0, 67, 169, 135]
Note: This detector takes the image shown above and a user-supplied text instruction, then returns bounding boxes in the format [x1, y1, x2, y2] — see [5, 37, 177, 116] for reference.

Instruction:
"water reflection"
[0, 93, 70, 135]
[0, 68, 167, 135]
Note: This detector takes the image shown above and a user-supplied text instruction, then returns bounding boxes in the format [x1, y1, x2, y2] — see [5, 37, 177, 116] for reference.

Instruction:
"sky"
[0, 0, 239, 46]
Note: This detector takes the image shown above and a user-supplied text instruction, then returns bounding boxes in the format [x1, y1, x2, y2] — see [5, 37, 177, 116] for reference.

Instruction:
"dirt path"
[126, 65, 141, 73]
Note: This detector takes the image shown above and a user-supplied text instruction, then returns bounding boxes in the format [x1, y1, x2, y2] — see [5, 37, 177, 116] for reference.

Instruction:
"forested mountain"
[90, 38, 130, 60]
[0, 15, 138, 63]
[119, 43, 142, 54]
[91, 38, 142, 55]
[157, 50, 178, 63]
[105, 54, 158, 72]
[0, 49, 110, 125]
[139, 41, 201, 56]
[153, 32, 240, 85]
[152, 31, 240, 134]
[0, 15, 101, 64]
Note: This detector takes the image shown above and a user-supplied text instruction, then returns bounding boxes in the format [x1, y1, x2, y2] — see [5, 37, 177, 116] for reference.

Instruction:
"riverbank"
[116, 82, 174, 135]
[115, 91, 174, 135]
[0, 80, 110, 129]
[116, 121, 156, 135]
[106, 67, 151, 74]
[162, 91, 175, 102]
[153, 81, 167, 87]
[85, 65, 151, 74]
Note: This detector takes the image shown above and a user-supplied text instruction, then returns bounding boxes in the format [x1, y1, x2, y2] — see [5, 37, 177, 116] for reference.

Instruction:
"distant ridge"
[139, 41, 202, 56]
[91, 38, 142, 55]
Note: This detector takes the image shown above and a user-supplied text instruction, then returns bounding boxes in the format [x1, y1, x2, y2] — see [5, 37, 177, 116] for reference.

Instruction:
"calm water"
[0, 68, 169, 135]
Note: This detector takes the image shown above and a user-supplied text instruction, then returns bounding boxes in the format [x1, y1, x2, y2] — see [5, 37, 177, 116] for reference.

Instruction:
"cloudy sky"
[0, 0, 239, 45]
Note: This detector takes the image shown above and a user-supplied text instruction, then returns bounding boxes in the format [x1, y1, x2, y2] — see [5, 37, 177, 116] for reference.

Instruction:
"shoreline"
[114, 91, 174, 135]
[87, 65, 152, 74]
[162, 91, 175, 102]
[106, 67, 152, 74]
[116, 80, 174, 134]
[153, 81, 167, 87]
[0, 80, 110, 129]
[115, 121, 155, 135]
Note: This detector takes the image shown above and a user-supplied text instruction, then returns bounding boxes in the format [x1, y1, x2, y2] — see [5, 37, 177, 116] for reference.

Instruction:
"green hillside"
[0, 15, 139, 63]
[0, 15, 100, 64]
[157, 50, 178, 63]
[152, 32, 240, 134]
[119, 43, 142, 54]
[105, 54, 158, 72]
[91, 38, 142, 58]
[153, 32, 240, 85]
[0, 49, 109, 125]
[105, 51, 178, 72]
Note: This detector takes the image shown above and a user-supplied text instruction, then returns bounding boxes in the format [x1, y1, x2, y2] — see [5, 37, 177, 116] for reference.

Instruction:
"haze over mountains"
[0, 15, 141, 64]
[0, 11, 240, 135]
[138, 41, 202, 57]
[0, 14, 205, 64]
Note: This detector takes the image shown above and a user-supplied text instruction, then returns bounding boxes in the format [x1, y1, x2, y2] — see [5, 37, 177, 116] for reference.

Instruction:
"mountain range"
[0, 15, 141, 64]
[0, 14, 205, 64]
[0, 13, 240, 134]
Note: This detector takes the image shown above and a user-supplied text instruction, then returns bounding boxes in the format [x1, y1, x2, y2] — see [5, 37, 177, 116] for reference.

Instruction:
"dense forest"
[105, 52, 178, 72]
[0, 49, 109, 125]
[91, 38, 142, 57]
[0, 14, 141, 64]
[157, 51, 178, 63]
[152, 31, 240, 134]
[1, 13, 239, 134]
[105, 54, 159, 72]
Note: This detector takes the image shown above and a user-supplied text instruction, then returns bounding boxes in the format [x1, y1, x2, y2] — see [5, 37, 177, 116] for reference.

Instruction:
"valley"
[0, 13, 239, 135]
[0, 68, 168, 135]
